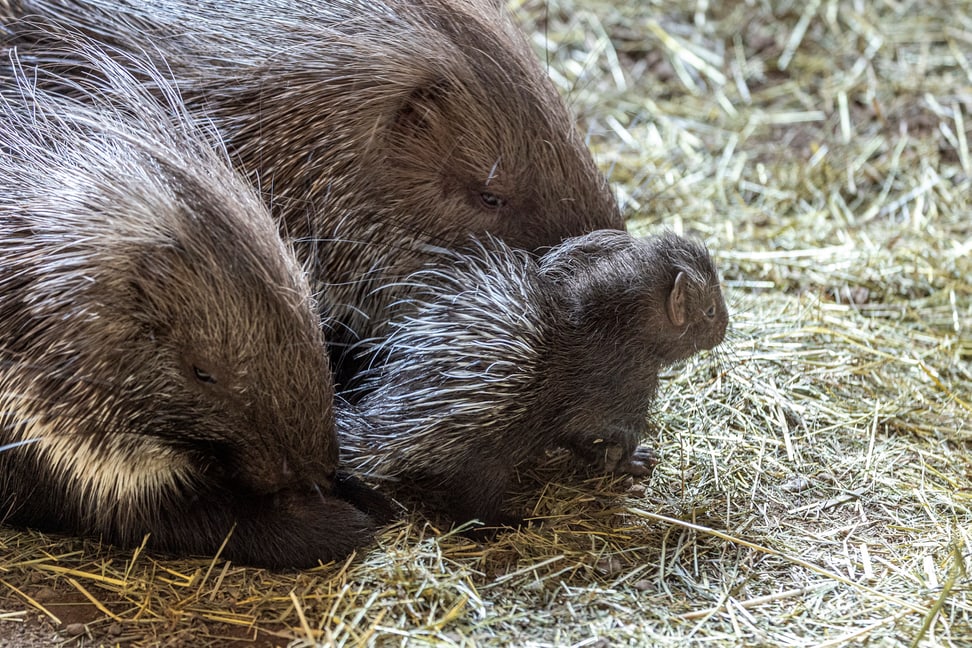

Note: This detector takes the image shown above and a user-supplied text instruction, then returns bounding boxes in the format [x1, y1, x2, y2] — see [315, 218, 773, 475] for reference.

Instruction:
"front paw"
[575, 438, 658, 478]
[333, 471, 403, 524]
[616, 445, 659, 478]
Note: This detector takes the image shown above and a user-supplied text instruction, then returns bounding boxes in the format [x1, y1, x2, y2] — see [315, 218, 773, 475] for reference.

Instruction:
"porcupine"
[0, 46, 389, 569]
[0, 0, 626, 377]
[340, 230, 729, 525]
[0, 0, 659, 482]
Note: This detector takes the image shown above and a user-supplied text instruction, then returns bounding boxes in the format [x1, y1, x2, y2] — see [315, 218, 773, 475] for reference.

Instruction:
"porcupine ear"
[667, 271, 688, 328]
[392, 78, 451, 135]
[127, 244, 189, 326]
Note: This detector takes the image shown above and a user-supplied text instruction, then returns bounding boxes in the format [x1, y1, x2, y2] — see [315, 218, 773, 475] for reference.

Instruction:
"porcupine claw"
[618, 445, 660, 478]
[592, 442, 658, 478]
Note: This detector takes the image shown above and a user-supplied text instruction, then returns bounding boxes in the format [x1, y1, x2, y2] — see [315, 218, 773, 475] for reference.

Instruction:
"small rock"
[63, 623, 85, 637]
[33, 587, 56, 603]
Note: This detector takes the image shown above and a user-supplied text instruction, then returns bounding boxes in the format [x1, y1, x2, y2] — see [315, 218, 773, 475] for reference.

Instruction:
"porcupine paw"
[438, 465, 518, 529]
[575, 440, 658, 479]
[334, 471, 403, 524]
[616, 445, 660, 478]
[219, 488, 380, 569]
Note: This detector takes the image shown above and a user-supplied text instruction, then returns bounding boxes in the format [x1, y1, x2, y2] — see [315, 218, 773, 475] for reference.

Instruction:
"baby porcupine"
[341, 230, 729, 525]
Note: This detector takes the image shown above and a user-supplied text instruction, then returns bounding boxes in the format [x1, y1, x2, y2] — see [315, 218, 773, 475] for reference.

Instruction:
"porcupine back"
[1, 0, 624, 373]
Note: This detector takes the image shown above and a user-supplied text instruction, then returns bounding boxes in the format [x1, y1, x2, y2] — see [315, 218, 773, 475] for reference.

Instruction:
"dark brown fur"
[1, 0, 624, 376]
[0, 47, 386, 569]
[341, 230, 729, 525]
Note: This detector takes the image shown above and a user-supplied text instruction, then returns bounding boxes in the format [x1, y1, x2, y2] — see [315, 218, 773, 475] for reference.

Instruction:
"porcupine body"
[0, 46, 386, 569]
[341, 230, 729, 524]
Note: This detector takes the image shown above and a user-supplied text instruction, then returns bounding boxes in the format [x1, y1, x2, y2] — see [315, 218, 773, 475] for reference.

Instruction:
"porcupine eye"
[193, 366, 217, 384]
[479, 191, 505, 209]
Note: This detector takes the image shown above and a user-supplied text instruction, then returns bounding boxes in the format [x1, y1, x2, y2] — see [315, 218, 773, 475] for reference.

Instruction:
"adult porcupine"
[0, 47, 387, 569]
[1, 0, 625, 373]
[341, 230, 729, 525]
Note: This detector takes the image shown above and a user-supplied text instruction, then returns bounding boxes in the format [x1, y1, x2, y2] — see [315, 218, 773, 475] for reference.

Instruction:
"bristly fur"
[0, 0, 624, 376]
[0, 44, 384, 569]
[340, 230, 729, 525]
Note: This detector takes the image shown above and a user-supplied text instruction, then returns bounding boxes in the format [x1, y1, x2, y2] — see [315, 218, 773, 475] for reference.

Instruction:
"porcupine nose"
[232, 430, 337, 496]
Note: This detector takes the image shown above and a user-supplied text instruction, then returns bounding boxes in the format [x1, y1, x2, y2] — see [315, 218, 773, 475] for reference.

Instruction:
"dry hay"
[1, 0, 970, 646]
